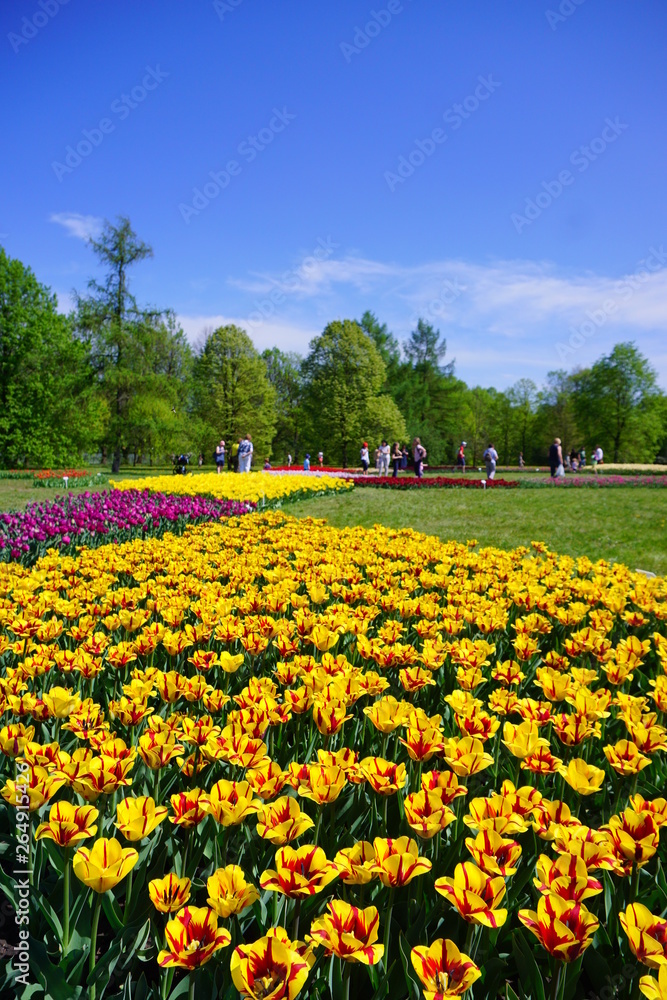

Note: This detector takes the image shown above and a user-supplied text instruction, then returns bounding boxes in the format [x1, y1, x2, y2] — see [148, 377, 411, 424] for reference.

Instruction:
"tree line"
[1, 217, 666, 470]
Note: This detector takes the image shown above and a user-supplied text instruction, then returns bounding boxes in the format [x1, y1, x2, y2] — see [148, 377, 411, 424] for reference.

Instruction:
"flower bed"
[352, 475, 519, 489]
[2, 512, 664, 998]
[33, 471, 110, 490]
[113, 470, 354, 505]
[0, 468, 90, 481]
[269, 465, 351, 473]
[0, 489, 254, 565]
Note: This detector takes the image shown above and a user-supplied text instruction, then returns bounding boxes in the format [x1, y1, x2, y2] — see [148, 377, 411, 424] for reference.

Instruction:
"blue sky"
[2, 0, 667, 388]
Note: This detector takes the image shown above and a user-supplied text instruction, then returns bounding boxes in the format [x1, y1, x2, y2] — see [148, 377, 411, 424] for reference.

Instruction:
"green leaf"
[102, 891, 125, 932]
[167, 975, 192, 1000]
[30, 939, 83, 1000]
[86, 936, 122, 993]
[398, 932, 420, 1000]
[512, 931, 546, 1000]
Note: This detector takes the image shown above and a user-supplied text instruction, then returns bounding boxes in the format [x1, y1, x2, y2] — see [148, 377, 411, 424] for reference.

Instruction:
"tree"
[0, 247, 103, 467]
[572, 343, 665, 461]
[74, 217, 189, 471]
[302, 320, 387, 466]
[360, 394, 407, 448]
[192, 325, 276, 462]
[506, 378, 538, 460]
[460, 386, 496, 466]
[262, 348, 308, 461]
[394, 319, 461, 463]
[358, 311, 400, 379]
[534, 370, 579, 464]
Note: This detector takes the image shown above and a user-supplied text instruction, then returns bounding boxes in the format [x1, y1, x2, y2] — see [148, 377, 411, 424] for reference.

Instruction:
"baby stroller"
[173, 453, 189, 476]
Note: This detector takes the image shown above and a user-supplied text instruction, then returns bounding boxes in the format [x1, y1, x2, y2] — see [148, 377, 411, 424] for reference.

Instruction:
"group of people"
[454, 441, 498, 480]
[360, 438, 428, 478]
[549, 439, 603, 477]
[214, 435, 254, 473]
[286, 452, 324, 470]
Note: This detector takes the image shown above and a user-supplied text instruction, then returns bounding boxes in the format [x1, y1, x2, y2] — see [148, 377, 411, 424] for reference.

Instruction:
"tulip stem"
[62, 853, 71, 956]
[292, 898, 301, 940]
[124, 868, 133, 923]
[551, 961, 564, 1000]
[463, 921, 475, 958]
[382, 888, 395, 972]
[188, 971, 195, 1000]
[89, 893, 103, 1000]
[630, 862, 639, 902]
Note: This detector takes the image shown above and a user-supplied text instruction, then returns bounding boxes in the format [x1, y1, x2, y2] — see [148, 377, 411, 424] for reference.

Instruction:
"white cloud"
[177, 313, 319, 355]
[219, 251, 667, 386]
[50, 212, 103, 241]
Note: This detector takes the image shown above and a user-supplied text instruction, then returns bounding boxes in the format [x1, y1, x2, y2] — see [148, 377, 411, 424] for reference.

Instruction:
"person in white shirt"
[360, 442, 369, 472]
[483, 443, 498, 480]
[238, 434, 253, 472]
[378, 440, 390, 476]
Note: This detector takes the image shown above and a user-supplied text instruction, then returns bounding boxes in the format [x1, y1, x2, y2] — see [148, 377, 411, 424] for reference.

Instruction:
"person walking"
[549, 437, 564, 478]
[317, 451, 324, 467]
[413, 437, 427, 478]
[593, 445, 604, 466]
[240, 434, 253, 472]
[457, 441, 467, 471]
[378, 440, 390, 476]
[391, 442, 402, 477]
[231, 438, 241, 472]
[360, 442, 370, 472]
[401, 444, 409, 470]
[287, 453, 293, 468]
[215, 440, 225, 474]
[483, 443, 498, 480]
[303, 453, 311, 471]
[579, 447, 586, 468]
[518, 452, 525, 468]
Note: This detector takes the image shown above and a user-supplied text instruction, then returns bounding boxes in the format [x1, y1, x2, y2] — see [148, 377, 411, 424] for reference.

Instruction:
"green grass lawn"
[288, 487, 667, 576]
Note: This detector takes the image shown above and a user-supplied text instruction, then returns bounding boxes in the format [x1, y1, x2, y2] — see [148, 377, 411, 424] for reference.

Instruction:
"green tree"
[534, 370, 579, 464]
[572, 342, 665, 461]
[0, 247, 103, 467]
[360, 393, 407, 449]
[193, 325, 276, 462]
[261, 348, 308, 462]
[358, 310, 400, 382]
[302, 320, 387, 466]
[395, 319, 461, 463]
[506, 378, 538, 460]
[74, 216, 190, 471]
